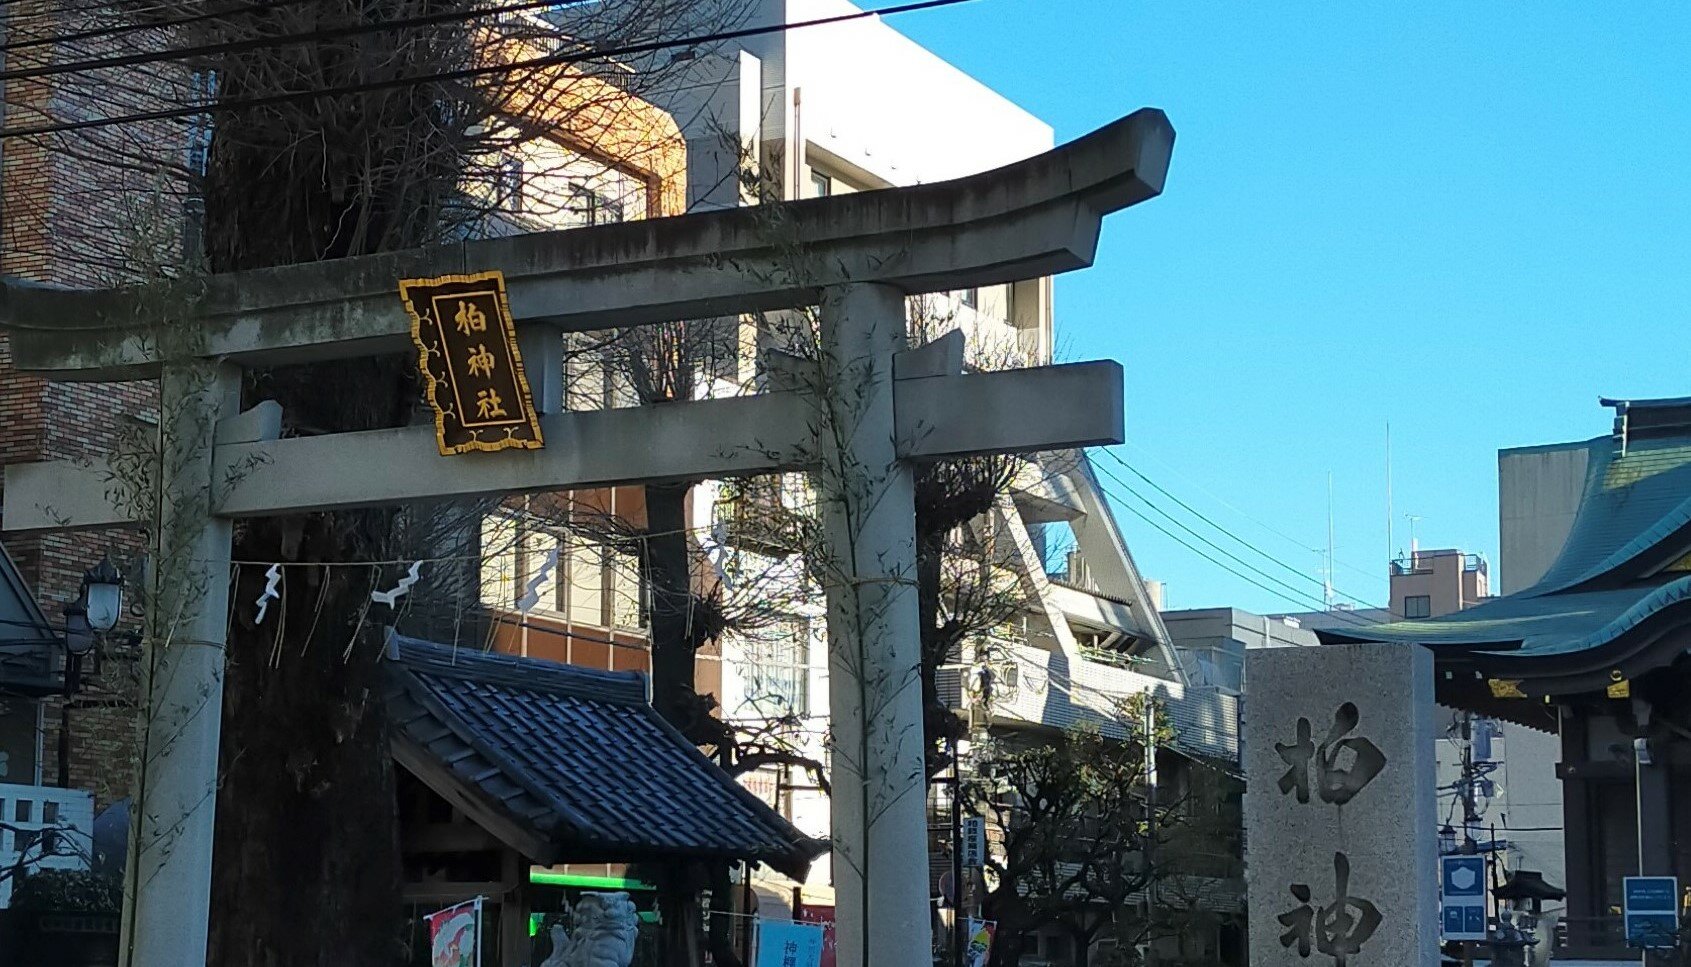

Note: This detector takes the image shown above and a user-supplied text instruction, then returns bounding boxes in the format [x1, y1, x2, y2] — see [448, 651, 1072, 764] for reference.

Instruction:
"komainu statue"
[537, 892, 639, 967]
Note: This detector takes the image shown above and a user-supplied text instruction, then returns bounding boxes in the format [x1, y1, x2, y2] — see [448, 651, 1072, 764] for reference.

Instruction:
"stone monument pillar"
[1244, 642, 1438, 966]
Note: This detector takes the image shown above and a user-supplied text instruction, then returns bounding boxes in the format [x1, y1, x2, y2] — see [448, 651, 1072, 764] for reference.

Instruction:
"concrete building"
[652, 0, 1056, 375]
[630, 5, 1236, 961]
[1162, 607, 1320, 695]
[1390, 546, 1493, 619]
[648, 0, 1053, 918]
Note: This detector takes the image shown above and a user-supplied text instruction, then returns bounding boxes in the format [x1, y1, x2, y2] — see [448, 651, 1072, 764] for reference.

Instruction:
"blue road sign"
[1442, 856, 1486, 897]
[1624, 876, 1680, 949]
[1441, 856, 1488, 941]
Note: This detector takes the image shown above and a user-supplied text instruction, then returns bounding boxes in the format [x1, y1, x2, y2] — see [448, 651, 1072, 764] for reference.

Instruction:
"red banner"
[796, 905, 836, 967]
[426, 898, 482, 967]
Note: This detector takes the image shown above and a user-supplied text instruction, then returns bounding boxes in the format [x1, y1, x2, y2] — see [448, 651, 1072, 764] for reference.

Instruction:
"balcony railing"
[1389, 552, 1488, 577]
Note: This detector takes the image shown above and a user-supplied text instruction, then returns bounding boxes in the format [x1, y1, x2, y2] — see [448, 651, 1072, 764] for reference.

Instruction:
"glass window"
[479, 516, 518, 608]
[959, 288, 978, 310]
[609, 548, 645, 631]
[736, 620, 810, 717]
[1404, 595, 1432, 619]
[565, 542, 606, 627]
[566, 182, 626, 227]
[809, 170, 831, 198]
[517, 531, 559, 614]
[186, 69, 217, 176]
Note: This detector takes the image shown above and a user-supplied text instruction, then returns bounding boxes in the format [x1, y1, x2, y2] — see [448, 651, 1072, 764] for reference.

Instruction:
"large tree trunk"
[983, 890, 1033, 967]
[642, 481, 709, 731]
[200, 4, 465, 961]
[212, 506, 409, 967]
[1069, 927, 1092, 967]
[916, 527, 959, 777]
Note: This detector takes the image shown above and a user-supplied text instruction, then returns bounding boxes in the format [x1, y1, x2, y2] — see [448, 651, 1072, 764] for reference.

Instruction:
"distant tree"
[965, 699, 1184, 967]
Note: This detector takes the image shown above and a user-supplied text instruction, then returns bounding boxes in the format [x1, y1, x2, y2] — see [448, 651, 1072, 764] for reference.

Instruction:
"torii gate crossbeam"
[0, 108, 1173, 967]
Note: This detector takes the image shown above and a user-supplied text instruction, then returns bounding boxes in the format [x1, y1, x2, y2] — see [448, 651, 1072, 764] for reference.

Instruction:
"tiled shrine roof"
[384, 635, 825, 878]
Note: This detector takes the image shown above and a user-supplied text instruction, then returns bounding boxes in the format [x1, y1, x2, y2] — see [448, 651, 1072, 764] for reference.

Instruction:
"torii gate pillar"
[818, 283, 931, 965]
[123, 362, 239, 966]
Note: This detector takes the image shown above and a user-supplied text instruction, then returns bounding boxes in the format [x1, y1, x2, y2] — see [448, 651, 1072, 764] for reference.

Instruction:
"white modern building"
[650, 8, 1242, 963]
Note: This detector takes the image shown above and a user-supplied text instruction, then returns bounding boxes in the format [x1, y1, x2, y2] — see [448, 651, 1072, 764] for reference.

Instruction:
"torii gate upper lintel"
[1, 107, 1172, 379]
[0, 108, 1173, 967]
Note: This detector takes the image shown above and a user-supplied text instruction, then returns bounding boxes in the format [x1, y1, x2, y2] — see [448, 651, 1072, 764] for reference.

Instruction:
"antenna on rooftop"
[1386, 421, 1393, 566]
[1326, 471, 1336, 610]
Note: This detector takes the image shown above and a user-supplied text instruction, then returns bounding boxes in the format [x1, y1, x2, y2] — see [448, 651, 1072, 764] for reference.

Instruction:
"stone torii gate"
[2, 108, 1173, 967]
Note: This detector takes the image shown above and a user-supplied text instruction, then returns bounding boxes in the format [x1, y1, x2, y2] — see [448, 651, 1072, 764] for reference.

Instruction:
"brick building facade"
[0, 2, 183, 805]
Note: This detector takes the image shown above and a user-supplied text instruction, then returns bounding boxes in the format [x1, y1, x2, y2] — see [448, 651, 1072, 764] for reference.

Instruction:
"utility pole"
[950, 734, 963, 967]
[1142, 694, 1159, 967]
[1459, 711, 1483, 967]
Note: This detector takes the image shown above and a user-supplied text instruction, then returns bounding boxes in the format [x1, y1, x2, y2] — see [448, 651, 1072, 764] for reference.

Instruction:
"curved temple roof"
[383, 635, 825, 878]
[1324, 426, 1691, 684]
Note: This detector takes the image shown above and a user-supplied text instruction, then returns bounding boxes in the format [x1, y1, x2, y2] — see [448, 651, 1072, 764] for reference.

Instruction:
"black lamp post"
[57, 556, 124, 788]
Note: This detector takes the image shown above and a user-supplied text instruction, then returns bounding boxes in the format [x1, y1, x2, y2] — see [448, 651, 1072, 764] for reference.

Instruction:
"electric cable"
[0, 0, 987, 138]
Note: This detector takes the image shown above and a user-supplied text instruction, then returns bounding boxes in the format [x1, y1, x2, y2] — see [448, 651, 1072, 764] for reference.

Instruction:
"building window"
[555, 539, 643, 630]
[185, 68, 217, 176]
[809, 170, 831, 198]
[567, 182, 625, 227]
[1403, 595, 1432, 619]
[736, 620, 811, 717]
[959, 287, 978, 310]
[482, 514, 646, 631]
[498, 157, 525, 213]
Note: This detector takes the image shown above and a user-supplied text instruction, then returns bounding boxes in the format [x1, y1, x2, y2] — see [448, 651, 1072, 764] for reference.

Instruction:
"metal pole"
[1143, 694, 1158, 967]
[1460, 712, 1482, 967]
[57, 651, 79, 788]
[951, 735, 964, 967]
[56, 695, 71, 788]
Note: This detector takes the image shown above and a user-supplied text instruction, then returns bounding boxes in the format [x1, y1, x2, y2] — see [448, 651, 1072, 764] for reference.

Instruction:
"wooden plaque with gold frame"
[399, 270, 545, 455]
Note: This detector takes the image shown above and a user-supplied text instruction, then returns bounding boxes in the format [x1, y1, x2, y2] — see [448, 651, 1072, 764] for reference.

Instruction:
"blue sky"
[894, 1, 1691, 613]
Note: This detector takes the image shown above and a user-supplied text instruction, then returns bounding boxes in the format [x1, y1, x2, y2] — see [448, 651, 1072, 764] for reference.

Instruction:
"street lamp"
[80, 555, 124, 633]
[1439, 824, 1457, 855]
[57, 556, 124, 788]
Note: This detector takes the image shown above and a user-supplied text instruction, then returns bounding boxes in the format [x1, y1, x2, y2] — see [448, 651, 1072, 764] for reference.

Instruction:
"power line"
[1092, 459, 1386, 620]
[0, 0, 987, 139]
[1115, 439, 1385, 586]
[0, 2, 306, 55]
[1095, 447, 1387, 610]
[0, 0, 579, 85]
[1093, 473, 1378, 626]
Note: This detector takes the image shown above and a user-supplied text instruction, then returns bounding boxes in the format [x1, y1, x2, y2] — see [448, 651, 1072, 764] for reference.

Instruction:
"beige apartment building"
[1390, 546, 1493, 619]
